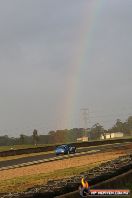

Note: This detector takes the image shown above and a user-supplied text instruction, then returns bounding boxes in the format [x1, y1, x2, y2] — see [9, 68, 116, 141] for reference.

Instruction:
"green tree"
[90, 123, 104, 140]
[115, 119, 124, 132]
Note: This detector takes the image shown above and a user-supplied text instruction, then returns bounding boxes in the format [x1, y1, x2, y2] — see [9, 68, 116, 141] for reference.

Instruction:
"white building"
[77, 136, 88, 142]
[100, 132, 124, 140]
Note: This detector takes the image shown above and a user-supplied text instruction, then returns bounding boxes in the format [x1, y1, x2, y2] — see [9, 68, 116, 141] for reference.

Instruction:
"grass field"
[0, 144, 50, 152]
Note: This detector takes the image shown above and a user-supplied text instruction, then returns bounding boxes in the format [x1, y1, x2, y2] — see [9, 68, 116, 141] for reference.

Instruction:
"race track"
[0, 142, 131, 170]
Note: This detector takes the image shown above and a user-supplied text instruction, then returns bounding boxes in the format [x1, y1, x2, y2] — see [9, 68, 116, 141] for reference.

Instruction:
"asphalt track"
[0, 142, 131, 169]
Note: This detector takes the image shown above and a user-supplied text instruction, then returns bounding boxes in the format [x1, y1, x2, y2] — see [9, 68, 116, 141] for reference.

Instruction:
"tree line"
[0, 116, 132, 146]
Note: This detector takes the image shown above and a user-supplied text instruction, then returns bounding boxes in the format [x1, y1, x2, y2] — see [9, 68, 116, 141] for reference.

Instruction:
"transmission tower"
[80, 108, 89, 136]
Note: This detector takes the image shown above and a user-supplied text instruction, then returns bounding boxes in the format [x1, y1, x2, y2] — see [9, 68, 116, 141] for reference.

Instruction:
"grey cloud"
[0, 0, 131, 136]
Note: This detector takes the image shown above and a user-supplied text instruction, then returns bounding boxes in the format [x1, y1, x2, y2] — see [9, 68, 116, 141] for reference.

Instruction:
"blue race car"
[55, 144, 76, 155]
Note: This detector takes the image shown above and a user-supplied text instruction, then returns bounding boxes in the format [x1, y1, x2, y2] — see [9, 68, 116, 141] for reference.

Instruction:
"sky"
[0, 0, 132, 137]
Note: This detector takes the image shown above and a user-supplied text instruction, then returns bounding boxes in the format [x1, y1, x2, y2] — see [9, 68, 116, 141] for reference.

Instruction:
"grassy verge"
[0, 162, 101, 193]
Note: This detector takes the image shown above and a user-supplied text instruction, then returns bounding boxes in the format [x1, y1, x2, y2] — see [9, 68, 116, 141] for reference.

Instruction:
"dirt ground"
[0, 143, 131, 181]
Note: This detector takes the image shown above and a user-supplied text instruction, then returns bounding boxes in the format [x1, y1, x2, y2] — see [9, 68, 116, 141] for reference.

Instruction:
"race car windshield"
[57, 146, 66, 149]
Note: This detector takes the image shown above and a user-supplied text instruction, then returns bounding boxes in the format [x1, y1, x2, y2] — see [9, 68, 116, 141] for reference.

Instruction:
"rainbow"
[58, 1, 103, 129]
